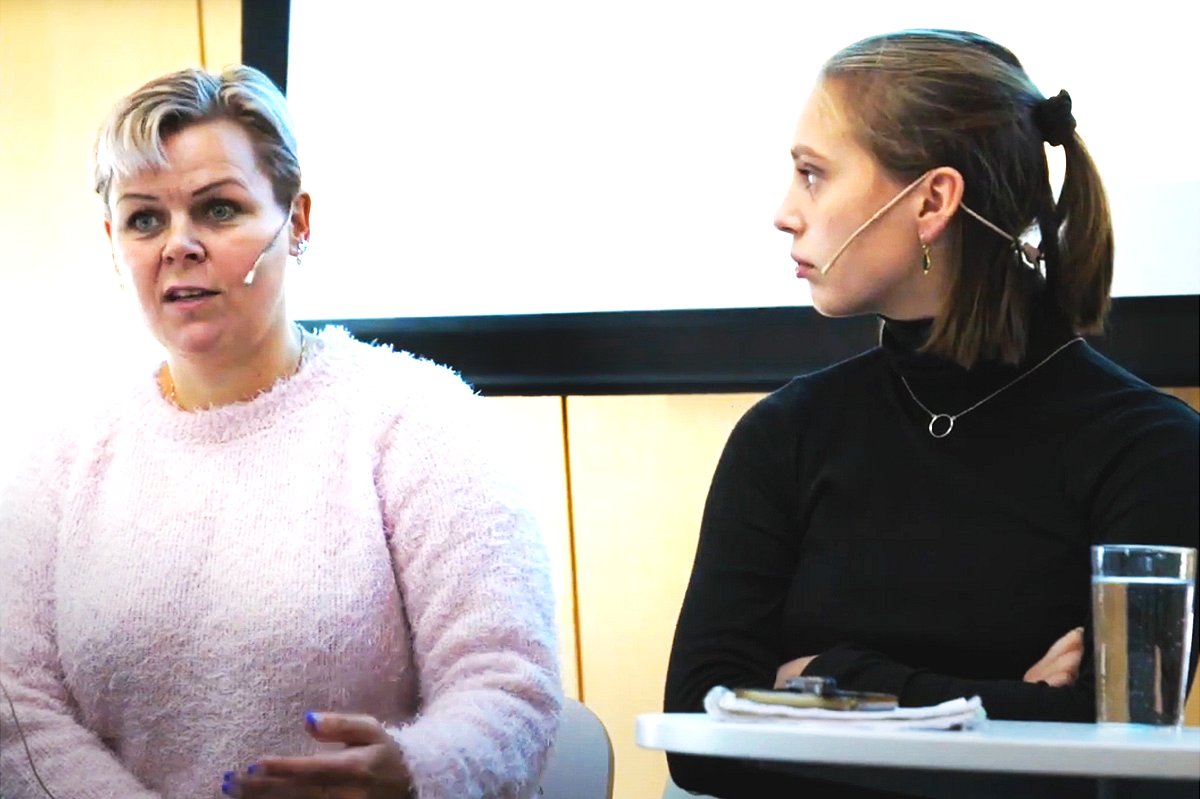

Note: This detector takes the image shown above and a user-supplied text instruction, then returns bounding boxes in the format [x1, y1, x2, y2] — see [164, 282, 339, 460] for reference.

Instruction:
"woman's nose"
[161, 218, 206, 265]
[774, 187, 804, 235]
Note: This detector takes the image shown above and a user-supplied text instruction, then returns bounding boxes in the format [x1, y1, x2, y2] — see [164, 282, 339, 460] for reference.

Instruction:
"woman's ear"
[917, 166, 964, 244]
[289, 192, 312, 248]
[104, 219, 121, 279]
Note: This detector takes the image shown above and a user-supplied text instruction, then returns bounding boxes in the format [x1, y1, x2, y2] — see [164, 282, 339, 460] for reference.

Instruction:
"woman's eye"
[127, 212, 161, 233]
[206, 202, 239, 222]
[798, 168, 819, 189]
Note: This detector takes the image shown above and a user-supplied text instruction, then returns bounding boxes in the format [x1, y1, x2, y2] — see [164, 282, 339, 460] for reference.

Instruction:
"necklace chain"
[161, 324, 311, 410]
[899, 337, 1083, 439]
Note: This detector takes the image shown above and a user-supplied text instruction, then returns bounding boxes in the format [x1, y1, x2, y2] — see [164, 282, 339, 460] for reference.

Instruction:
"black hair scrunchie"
[1033, 90, 1076, 147]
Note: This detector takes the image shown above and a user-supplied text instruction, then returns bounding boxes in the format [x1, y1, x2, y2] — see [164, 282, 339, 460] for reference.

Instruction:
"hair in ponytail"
[1053, 125, 1114, 333]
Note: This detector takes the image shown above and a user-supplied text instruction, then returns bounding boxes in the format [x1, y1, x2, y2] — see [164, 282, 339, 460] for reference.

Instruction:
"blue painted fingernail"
[247, 763, 259, 775]
[305, 711, 318, 729]
[221, 779, 234, 796]
[223, 771, 234, 782]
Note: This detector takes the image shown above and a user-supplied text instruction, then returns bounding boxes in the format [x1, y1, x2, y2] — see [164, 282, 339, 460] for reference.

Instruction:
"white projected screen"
[286, 0, 1198, 320]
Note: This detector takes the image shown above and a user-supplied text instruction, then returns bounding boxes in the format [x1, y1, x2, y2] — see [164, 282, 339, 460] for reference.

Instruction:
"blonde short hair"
[93, 65, 300, 214]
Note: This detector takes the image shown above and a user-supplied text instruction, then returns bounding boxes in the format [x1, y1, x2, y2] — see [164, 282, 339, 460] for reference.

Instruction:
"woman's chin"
[151, 320, 227, 357]
[810, 292, 867, 319]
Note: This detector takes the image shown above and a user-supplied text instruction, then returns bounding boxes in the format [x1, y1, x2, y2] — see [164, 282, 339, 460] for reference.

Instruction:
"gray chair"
[537, 697, 614, 799]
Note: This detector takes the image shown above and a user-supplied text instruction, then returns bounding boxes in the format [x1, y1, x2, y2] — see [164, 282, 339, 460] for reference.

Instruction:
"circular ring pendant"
[928, 414, 955, 438]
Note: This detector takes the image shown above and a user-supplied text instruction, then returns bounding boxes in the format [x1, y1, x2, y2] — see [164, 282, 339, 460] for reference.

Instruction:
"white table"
[636, 713, 1200, 780]
[638, 713, 1200, 798]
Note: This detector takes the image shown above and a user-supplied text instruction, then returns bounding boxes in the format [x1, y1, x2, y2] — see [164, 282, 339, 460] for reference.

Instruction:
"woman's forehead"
[111, 121, 269, 199]
[792, 82, 866, 165]
[158, 121, 261, 174]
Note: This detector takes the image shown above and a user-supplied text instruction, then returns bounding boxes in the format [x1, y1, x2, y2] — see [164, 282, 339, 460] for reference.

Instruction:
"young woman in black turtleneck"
[664, 29, 1199, 799]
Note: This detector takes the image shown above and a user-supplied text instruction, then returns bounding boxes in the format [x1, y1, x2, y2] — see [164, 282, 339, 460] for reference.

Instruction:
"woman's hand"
[225, 712, 412, 798]
[774, 654, 818, 688]
[1023, 627, 1085, 687]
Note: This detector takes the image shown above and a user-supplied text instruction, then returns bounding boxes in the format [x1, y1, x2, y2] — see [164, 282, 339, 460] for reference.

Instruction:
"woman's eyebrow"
[790, 145, 828, 163]
[191, 178, 248, 197]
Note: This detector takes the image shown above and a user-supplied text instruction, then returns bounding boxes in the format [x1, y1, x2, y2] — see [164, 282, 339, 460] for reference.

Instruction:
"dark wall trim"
[301, 295, 1199, 396]
[242, 0, 290, 92]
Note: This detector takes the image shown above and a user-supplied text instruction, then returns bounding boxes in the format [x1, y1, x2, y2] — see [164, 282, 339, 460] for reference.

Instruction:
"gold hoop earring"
[920, 240, 932, 275]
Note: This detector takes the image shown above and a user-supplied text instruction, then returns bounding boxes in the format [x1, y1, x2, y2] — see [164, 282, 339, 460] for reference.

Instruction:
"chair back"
[537, 697, 614, 799]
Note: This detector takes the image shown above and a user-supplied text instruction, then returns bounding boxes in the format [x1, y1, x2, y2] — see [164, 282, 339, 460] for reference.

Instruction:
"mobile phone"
[733, 679, 899, 711]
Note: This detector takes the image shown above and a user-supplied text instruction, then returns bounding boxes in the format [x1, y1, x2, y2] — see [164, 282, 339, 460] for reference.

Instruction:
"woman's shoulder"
[58, 377, 143, 445]
[734, 347, 887, 438]
[0, 380, 136, 508]
[757, 347, 886, 409]
[312, 325, 481, 431]
[1049, 344, 1199, 474]
[1068, 342, 1198, 422]
[316, 326, 473, 393]
[311, 329, 528, 483]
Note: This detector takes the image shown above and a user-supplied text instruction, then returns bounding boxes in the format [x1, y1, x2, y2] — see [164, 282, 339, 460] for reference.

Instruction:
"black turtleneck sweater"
[664, 304, 1200, 799]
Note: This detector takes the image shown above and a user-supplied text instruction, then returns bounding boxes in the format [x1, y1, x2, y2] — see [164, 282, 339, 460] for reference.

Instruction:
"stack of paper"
[704, 687, 986, 731]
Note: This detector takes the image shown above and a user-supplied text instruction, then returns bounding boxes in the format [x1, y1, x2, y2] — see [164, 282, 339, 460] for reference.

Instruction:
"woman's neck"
[161, 323, 304, 411]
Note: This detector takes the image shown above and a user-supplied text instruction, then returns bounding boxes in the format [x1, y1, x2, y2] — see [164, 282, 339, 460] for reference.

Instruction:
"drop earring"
[294, 238, 308, 267]
[920, 239, 932, 275]
[111, 253, 126, 289]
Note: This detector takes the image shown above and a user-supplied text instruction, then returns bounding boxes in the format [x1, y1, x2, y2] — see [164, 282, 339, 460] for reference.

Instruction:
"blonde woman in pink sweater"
[0, 66, 561, 799]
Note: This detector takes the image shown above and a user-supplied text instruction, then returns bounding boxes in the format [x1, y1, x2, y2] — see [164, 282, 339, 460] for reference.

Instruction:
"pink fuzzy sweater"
[0, 327, 561, 799]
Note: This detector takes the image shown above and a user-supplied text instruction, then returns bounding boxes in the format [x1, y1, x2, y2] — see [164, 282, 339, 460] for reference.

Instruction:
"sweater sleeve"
[376, 373, 561, 799]
[1078, 392, 1200, 700]
[800, 391, 1200, 723]
[0, 435, 161, 799]
[664, 389, 809, 795]
[803, 646, 1094, 721]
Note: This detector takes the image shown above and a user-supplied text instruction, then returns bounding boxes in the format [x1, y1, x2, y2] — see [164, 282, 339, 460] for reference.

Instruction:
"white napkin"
[704, 686, 986, 731]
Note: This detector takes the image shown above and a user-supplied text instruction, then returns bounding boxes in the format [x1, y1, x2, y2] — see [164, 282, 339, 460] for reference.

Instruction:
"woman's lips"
[163, 286, 220, 300]
[163, 294, 217, 312]
[162, 287, 221, 311]
[794, 259, 817, 278]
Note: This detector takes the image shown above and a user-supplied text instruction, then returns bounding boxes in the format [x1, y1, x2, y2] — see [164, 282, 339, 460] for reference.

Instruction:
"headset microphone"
[243, 218, 292, 286]
[816, 171, 1037, 276]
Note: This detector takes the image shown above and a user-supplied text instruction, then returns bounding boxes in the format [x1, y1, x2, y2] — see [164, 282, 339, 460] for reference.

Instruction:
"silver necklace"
[899, 337, 1083, 439]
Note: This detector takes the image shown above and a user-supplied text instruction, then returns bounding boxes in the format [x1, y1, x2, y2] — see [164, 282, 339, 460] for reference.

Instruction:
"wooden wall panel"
[567, 394, 762, 799]
[0, 0, 230, 480]
[200, 0, 242, 71]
